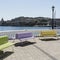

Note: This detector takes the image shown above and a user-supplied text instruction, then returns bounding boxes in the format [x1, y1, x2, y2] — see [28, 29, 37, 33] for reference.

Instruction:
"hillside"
[0, 16, 60, 26]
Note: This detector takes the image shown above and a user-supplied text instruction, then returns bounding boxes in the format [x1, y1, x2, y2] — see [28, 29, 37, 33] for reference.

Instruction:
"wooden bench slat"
[0, 36, 14, 50]
[16, 32, 33, 39]
[40, 30, 57, 37]
[40, 30, 58, 40]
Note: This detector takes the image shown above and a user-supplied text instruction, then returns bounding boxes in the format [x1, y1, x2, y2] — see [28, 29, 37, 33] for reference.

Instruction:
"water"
[0, 26, 52, 31]
[0, 26, 60, 37]
[0, 26, 60, 31]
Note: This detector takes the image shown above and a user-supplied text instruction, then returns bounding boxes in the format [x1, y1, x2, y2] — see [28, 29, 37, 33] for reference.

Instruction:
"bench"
[40, 30, 58, 40]
[0, 36, 14, 51]
[16, 32, 34, 42]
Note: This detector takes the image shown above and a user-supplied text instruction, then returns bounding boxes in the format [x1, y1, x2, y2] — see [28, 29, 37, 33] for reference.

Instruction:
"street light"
[52, 6, 55, 29]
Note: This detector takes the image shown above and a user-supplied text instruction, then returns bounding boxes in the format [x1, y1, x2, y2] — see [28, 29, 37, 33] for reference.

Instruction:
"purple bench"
[16, 32, 34, 41]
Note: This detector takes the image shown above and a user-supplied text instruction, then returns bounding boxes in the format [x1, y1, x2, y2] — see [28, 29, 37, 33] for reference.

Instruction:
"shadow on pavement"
[0, 51, 14, 60]
[14, 41, 36, 47]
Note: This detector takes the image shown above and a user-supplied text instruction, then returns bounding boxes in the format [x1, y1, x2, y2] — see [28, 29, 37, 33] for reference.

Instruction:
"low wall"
[0, 30, 41, 39]
[0, 29, 60, 39]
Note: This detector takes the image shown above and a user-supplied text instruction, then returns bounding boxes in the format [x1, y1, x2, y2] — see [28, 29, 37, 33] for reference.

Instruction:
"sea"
[0, 26, 52, 31]
[0, 26, 60, 36]
[0, 26, 60, 31]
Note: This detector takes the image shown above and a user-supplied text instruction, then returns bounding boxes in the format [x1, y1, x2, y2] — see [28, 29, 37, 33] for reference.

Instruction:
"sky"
[0, 0, 60, 20]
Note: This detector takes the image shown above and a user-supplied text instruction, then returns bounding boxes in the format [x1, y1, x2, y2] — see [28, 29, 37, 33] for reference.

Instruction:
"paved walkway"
[1, 37, 60, 60]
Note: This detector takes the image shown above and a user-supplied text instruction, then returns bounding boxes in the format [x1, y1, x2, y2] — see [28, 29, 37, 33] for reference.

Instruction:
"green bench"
[0, 36, 14, 51]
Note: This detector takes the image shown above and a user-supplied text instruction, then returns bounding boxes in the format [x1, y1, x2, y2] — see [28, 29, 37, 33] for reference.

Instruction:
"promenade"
[1, 37, 60, 60]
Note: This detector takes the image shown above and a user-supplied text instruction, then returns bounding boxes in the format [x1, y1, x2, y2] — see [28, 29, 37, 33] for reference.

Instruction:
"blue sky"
[0, 0, 60, 20]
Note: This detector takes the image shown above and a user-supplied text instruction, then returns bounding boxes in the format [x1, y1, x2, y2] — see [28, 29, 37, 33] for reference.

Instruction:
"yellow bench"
[40, 30, 58, 40]
[40, 30, 57, 37]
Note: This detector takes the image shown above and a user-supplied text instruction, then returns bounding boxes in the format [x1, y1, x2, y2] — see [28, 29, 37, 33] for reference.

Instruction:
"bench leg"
[20, 39, 29, 45]
[0, 50, 3, 54]
[0, 50, 4, 58]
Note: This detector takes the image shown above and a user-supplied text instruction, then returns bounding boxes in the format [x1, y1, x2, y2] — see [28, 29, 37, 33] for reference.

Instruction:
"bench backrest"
[40, 30, 57, 37]
[0, 36, 8, 45]
[16, 32, 33, 39]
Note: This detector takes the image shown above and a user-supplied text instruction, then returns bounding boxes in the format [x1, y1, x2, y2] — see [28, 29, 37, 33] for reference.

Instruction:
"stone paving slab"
[1, 37, 60, 60]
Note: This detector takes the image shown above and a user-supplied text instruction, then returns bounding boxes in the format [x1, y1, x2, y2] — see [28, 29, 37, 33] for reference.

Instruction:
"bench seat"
[40, 30, 58, 40]
[0, 36, 14, 51]
[40, 30, 57, 37]
[0, 42, 14, 50]
[16, 32, 34, 41]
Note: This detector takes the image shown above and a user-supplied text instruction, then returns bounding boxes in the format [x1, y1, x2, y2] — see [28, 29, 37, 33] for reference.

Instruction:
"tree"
[0, 18, 5, 25]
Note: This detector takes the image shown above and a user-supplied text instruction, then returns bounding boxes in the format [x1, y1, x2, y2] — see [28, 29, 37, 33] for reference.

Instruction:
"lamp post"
[52, 6, 55, 29]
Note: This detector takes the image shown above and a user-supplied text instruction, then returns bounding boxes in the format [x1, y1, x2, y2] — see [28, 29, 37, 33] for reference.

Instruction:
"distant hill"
[0, 16, 60, 26]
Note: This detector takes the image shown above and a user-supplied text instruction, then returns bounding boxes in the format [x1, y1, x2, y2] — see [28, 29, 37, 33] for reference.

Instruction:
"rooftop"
[1, 37, 60, 60]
